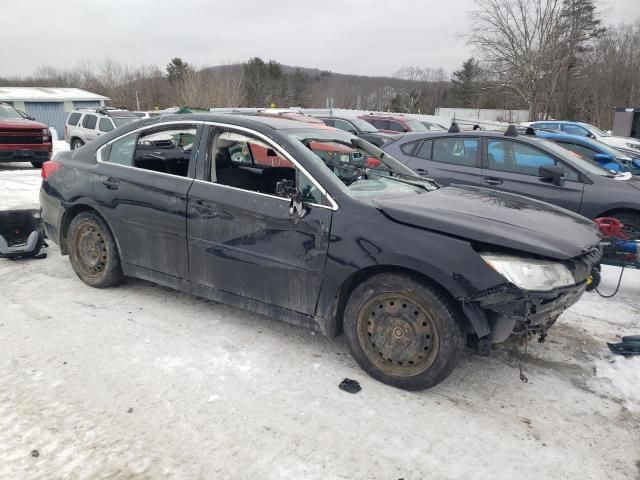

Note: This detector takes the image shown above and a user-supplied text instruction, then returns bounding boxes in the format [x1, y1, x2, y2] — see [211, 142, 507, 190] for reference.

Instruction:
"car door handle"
[100, 177, 120, 190]
[483, 177, 503, 186]
[192, 200, 218, 218]
[416, 168, 428, 175]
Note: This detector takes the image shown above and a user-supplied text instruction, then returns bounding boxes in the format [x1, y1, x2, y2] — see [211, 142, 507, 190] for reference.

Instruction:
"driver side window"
[209, 130, 327, 205]
[103, 124, 196, 177]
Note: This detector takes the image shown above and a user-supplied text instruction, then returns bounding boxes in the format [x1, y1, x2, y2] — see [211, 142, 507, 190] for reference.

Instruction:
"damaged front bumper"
[462, 281, 587, 343]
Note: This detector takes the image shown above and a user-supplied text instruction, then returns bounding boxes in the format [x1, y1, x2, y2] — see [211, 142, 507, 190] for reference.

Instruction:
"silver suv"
[64, 108, 139, 149]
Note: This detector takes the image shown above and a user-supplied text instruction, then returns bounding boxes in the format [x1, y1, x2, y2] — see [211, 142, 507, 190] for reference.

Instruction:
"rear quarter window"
[400, 141, 419, 155]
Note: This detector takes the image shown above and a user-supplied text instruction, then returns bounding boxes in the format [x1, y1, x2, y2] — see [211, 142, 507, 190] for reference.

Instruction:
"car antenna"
[448, 122, 461, 133]
[504, 124, 518, 137]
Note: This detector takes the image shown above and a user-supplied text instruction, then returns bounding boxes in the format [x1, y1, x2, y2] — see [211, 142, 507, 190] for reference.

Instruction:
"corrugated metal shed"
[0, 87, 110, 139]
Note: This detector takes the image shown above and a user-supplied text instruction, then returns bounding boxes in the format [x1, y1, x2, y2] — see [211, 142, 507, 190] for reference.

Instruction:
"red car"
[358, 113, 428, 135]
[0, 103, 52, 167]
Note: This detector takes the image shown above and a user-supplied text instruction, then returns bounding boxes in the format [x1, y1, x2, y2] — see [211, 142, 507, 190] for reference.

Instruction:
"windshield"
[538, 138, 617, 176]
[404, 118, 428, 131]
[582, 123, 609, 137]
[113, 117, 138, 127]
[0, 104, 23, 119]
[349, 117, 379, 133]
[286, 129, 438, 200]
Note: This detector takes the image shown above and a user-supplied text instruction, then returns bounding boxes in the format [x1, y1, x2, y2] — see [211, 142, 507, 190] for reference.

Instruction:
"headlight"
[480, 253, 575, 291]
[626, 142, 640, 150]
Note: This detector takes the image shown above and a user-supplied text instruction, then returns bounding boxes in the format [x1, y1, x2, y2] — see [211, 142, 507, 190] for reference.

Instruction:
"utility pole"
[135, 90, 140, 111]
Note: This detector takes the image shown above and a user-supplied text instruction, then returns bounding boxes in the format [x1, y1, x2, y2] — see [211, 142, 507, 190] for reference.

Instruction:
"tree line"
[0, 0, 638, 128]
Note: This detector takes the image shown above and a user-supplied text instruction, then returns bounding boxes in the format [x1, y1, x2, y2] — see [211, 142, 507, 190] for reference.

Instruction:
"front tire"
[67, 212, 123, 288]
[343, 273, 465, 390]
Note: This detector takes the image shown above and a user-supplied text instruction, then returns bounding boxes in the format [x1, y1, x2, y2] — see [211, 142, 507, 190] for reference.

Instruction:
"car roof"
[534, 130, 593, 143]
[138, 112, 332, 131]
[390, 129, 558, 146]
[358, 113, 408, 121]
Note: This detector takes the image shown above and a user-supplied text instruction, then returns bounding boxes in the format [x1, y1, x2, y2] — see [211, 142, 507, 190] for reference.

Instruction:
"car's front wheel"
[67, 211, 123, 288]
[611, 212, 640, 239]
[344, 273, 465, 390]
[70, 138, 84, 150]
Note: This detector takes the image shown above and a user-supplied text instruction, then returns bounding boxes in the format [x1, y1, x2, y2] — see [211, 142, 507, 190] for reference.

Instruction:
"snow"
[596, 356, 640, 412]
[1, 162, 640, 479]
[0, 87, 108, 102]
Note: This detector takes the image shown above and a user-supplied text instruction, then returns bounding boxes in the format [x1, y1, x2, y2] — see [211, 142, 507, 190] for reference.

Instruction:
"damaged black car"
[39, 114, 602, 390]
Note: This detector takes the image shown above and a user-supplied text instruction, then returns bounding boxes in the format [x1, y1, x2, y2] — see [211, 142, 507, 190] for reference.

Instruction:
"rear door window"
[67, 112, 81, 126]
[370, 119, 389, 130]
[389, 121, 406, 133]
[432, 137, 479, 167]
[102, 124, 197, 177]
[334, 119, 356, 133]
[415, 140, 433, 160]
[82, 114, 97, 129]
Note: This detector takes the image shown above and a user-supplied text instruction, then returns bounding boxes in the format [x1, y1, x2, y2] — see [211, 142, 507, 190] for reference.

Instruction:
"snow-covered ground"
[0, 157, 639, 479]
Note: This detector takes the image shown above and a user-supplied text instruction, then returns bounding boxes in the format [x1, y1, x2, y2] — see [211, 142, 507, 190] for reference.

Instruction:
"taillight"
[41, 161, 61, 179]
[366, 157, 381, 168]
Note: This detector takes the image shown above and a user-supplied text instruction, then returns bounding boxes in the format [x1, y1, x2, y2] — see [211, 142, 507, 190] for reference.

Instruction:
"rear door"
[94, 122, 201, 279]
[187, 125, 333, 316]
[481, 138, 584, 212]
[406, 136, 483, 187]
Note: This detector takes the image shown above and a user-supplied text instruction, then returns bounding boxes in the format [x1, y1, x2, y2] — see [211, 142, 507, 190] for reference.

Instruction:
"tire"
[70, 138, 84, 150]
[610, 212, 640, 239]
[31, 160, 44, 168]
[343, 273, 465, 391]
[67, 211, 123, 288]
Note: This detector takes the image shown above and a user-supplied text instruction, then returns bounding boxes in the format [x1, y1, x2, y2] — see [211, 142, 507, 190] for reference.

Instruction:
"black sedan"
[383, 128, 640, 236]
[40, 114, 601, 390]
[316, 115, 399, 147]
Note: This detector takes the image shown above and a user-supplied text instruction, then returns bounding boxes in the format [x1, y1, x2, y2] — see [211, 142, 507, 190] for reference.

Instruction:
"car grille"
[0, 132, 42, 145]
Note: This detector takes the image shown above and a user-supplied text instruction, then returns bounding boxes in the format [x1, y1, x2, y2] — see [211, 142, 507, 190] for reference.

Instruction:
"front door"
[481, 138, 584, 213]
[187, 126, 332, 315]
[93, 122, 201, 279]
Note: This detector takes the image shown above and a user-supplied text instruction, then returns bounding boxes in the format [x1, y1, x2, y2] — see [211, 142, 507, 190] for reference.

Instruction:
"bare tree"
[468, 0, 567, 119]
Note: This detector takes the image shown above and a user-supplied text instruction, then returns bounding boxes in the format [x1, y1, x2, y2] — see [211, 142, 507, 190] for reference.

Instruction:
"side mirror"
[593, 153, 613, 164]
[539, 165, 565, 186]
[275, 179, 307, 219]
[587, 133, 596, 139]
[348, 129, 358, 135]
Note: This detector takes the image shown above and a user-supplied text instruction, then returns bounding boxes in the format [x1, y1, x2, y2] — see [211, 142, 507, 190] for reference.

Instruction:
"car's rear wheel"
[67, 212, 123, 288]
[611, 212, 640, 239]
[343, 273, 465, 390]
[70, 138, 84, 150]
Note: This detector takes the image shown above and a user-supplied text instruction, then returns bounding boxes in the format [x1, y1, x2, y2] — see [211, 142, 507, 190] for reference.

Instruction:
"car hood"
[0, 118, 48, 130]
[374, 185, 601, 260]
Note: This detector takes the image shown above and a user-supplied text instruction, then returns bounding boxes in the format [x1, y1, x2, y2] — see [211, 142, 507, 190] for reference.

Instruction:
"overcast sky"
[2, 0, 639, 78]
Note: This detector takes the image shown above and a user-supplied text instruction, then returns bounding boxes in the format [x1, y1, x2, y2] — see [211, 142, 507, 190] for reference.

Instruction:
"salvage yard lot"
[1, 161, 639, 479]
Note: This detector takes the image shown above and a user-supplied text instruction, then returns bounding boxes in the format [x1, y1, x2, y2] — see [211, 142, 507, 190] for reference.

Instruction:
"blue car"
[534, 130, 640, 175]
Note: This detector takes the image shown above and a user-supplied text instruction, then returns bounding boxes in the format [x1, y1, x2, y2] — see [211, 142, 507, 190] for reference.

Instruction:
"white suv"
[64, 108, 139, 149]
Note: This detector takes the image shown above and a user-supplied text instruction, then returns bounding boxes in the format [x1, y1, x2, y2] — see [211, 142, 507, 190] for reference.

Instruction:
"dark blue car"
[534, 130, 640, 175]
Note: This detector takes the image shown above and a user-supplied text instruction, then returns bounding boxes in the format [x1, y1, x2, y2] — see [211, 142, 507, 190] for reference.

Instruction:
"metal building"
[0, 87, 109, 139]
